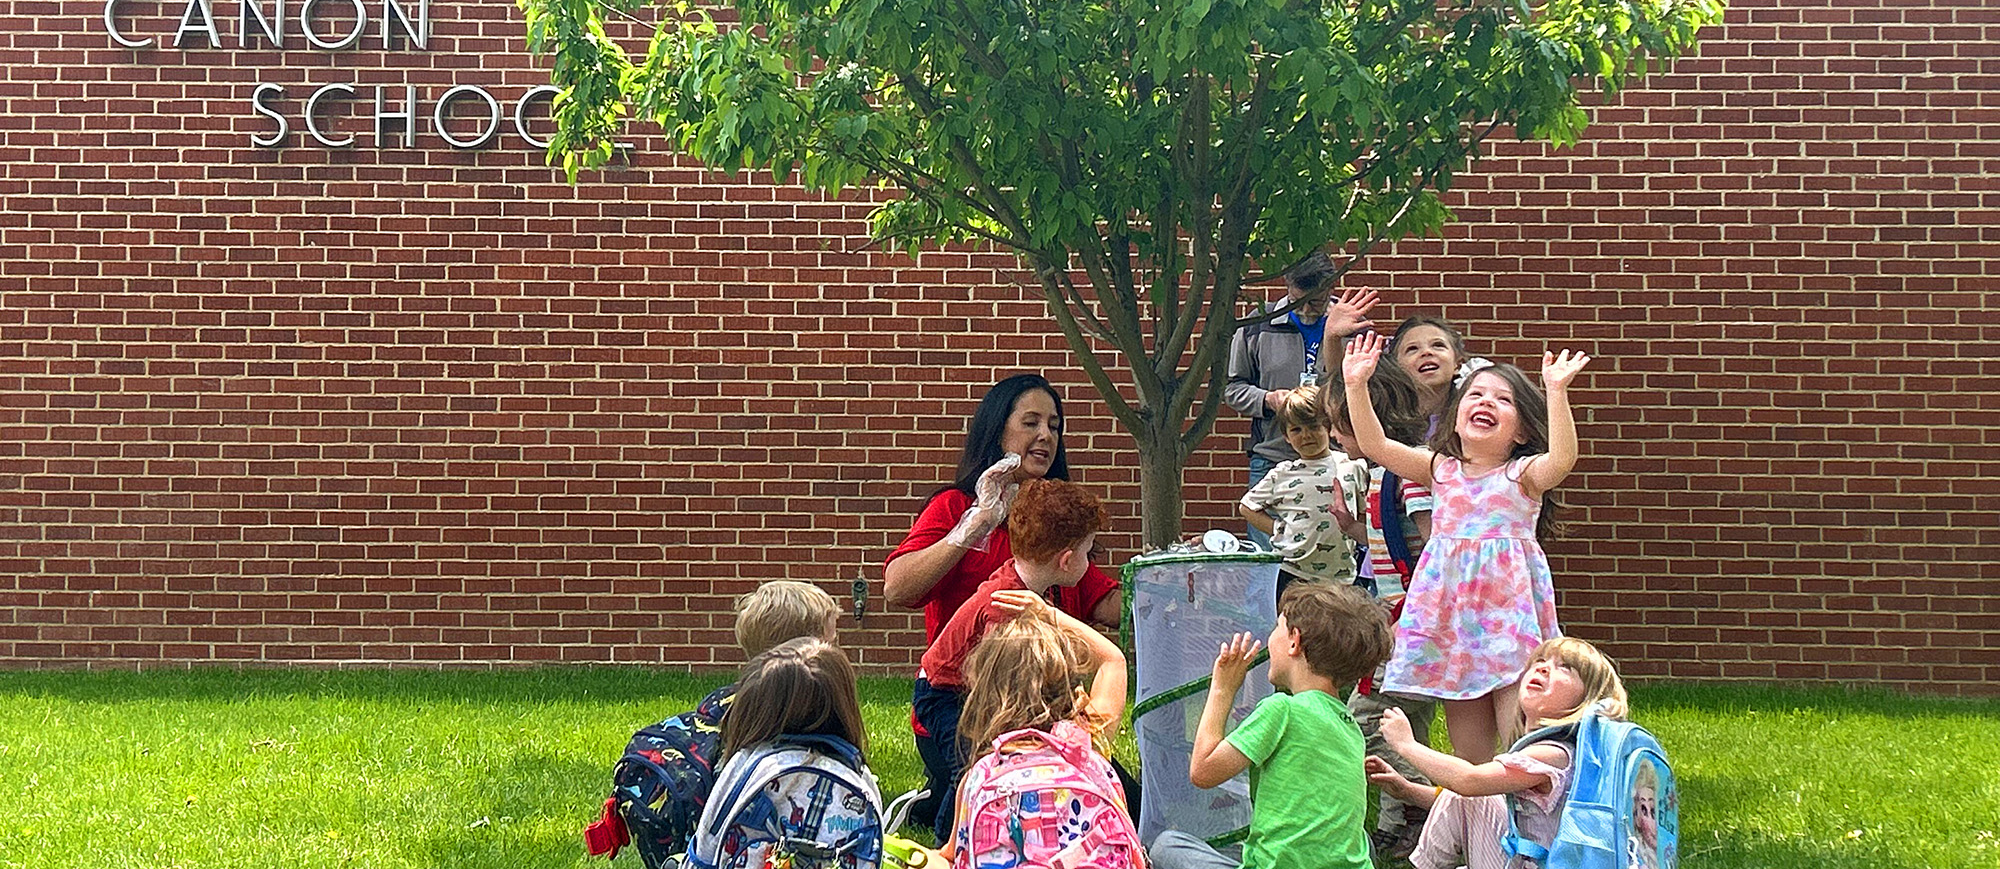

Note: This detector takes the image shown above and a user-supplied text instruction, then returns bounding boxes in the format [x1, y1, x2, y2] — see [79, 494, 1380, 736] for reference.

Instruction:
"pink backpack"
[950, 722, 1144, 869]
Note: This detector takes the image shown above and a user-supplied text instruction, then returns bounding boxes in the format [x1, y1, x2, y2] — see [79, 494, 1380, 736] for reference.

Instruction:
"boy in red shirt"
[913, 478, 1108, 840]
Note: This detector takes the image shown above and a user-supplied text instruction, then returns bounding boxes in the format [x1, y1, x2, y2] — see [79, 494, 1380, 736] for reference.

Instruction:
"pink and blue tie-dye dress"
[1383, 455, 1561, 700]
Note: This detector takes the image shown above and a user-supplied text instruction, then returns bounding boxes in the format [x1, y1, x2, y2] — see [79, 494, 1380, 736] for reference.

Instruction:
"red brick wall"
[2, 0, 1994, 693]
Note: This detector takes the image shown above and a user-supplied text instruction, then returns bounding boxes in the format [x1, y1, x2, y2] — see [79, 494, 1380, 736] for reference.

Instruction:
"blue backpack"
[688, 734, 885, 869]
[1503, 707, 1679, 869]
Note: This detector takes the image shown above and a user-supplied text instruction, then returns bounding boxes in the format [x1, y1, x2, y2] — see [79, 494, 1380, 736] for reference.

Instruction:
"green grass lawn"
[0, 668, 1994, 869]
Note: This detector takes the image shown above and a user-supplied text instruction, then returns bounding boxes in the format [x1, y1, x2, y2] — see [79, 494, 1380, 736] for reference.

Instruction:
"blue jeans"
[1147, 831, 1239, 869]
[1246, 455, 1276, 551]
[912, 677, 967, 843]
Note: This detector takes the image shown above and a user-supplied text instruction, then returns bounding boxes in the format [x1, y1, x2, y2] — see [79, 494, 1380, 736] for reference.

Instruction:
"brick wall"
[2, 0, 1994, 693]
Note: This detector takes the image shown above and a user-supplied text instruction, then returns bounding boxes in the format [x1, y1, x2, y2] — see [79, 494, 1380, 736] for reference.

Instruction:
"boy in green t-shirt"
[1149, 583, 1392, 869]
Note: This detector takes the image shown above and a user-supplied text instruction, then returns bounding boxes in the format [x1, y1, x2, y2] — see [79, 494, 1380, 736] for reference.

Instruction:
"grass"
[0, 669, 1994, 869]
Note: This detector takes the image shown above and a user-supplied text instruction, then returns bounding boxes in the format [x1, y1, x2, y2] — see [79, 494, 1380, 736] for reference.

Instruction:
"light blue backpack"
[1502, 705, 1679, 869]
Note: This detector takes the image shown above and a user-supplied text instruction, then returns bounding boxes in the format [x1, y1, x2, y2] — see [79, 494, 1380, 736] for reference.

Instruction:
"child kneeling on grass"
[1150, 583, 1392, 869]
[588, 581, 842, 868]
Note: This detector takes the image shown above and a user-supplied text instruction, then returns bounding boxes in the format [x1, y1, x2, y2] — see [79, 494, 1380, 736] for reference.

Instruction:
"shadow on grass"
[1679, 833, 1909, 869]
[407, 749, 608, 869]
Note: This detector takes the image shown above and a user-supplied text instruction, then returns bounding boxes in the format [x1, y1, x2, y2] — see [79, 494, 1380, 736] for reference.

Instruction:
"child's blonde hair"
[1277, 384, 1334, 431]
[958, 610, 1109, 757]
[734, 580, 839, 658]
[1519, 636, 1629, 740]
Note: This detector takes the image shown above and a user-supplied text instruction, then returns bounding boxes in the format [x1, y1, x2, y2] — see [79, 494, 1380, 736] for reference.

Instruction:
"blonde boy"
[735, 580, 841, 658]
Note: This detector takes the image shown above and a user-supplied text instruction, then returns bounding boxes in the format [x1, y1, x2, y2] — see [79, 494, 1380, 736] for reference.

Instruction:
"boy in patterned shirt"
[1239, 385, 1369, 601]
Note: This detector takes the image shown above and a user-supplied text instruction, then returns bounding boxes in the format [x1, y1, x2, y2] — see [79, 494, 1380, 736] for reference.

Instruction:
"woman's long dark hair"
[945, 374, 1070, 496]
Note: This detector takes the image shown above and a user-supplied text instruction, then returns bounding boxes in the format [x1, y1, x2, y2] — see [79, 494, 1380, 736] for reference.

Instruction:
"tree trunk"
[1135, 427, 1189, 551]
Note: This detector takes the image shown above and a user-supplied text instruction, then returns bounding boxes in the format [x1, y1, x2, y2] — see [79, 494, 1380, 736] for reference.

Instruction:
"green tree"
[521, 0, 1722, 548]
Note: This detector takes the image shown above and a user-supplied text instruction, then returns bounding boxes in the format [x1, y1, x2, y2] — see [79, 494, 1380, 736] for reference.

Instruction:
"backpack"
[952, 724, 1144, 869]
[1503, 706, 1679, 869]
[1377, 468, 1418, 582]
[588, 686, 736, 869]
[688, 734, 885, 869]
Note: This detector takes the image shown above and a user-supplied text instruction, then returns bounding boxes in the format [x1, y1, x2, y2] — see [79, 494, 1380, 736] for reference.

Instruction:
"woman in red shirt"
[882, 373, 1123, 836]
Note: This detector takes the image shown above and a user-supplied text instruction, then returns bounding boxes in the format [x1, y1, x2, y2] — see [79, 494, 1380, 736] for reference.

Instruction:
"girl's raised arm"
[1343, 332, 1435, 487]
[992, 591, 1128, 728]
[1521, 350, 1590, 498]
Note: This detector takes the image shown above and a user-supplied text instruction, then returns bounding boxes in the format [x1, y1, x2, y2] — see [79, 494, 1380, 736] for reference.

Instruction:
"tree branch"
[1035, 268, 1146, 436]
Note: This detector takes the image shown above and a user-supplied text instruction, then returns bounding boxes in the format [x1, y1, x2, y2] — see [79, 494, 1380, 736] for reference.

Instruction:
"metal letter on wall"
[251, 82, 288, 147]
[434, 85, 499, 149]
[104, 0, 155, 48]
[240, 0, 284, 47]
[380, 0, 426, 49]
[305, 82, 357, 147]
[173, 0, 220, 47]
[513, 85, 560, 149]
[375, 84, 416, 147]
[299, 0, 364, 50]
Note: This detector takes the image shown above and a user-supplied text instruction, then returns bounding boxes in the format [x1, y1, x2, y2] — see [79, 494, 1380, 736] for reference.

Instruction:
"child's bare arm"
[1380, 707, 1563, 797]
[1189, 633, 1259, 788]
[992, 590, 1127, 726]
[1522, 349, 1589, 498]
[1239, 502, 1276, 536]
[1343, 333, 1434, 486]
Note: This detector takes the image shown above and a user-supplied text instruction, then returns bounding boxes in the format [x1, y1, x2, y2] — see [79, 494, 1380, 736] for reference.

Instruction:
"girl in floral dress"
[1340, 332, 1591, 764]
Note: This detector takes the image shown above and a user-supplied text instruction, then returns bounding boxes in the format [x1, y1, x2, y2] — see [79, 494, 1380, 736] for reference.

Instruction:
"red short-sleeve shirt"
[917, 562, 1031, 690]
[885, 488, 1120, 646]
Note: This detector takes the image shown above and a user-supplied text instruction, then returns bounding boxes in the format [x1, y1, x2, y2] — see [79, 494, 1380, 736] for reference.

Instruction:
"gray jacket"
[1224, 307, 1341, 462]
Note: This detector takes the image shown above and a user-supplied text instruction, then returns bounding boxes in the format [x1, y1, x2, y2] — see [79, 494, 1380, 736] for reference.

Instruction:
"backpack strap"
[777, 734, 866, 772]
[1499, 734, 1570, 865]
[1500, 710, 1599, 864]
[1379, 468, 1416, 579]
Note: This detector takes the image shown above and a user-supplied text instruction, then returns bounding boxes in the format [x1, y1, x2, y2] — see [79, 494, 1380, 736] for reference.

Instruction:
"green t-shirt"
[1223, 688, 1371, 869]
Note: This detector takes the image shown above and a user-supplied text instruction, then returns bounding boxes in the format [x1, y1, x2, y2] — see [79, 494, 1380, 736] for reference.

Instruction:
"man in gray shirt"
[1225, 254, 1379, 548]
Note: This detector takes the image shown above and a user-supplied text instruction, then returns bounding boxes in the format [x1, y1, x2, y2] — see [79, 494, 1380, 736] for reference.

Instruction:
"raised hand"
[1326, 286, 1380, 336]
[1541, 349, 1592, 391]
[1341, 331, 1386, 386]
[945, 453, 1024, 549]
[974, 453, 1024, 509]
[988, 588, 1049, 620]
[1211, 631, 1264, 693]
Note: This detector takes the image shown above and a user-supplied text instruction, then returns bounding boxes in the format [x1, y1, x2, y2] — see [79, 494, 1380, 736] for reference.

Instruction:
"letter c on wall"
[104, 0, 154, 48]
[305, 82, 357, 147]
